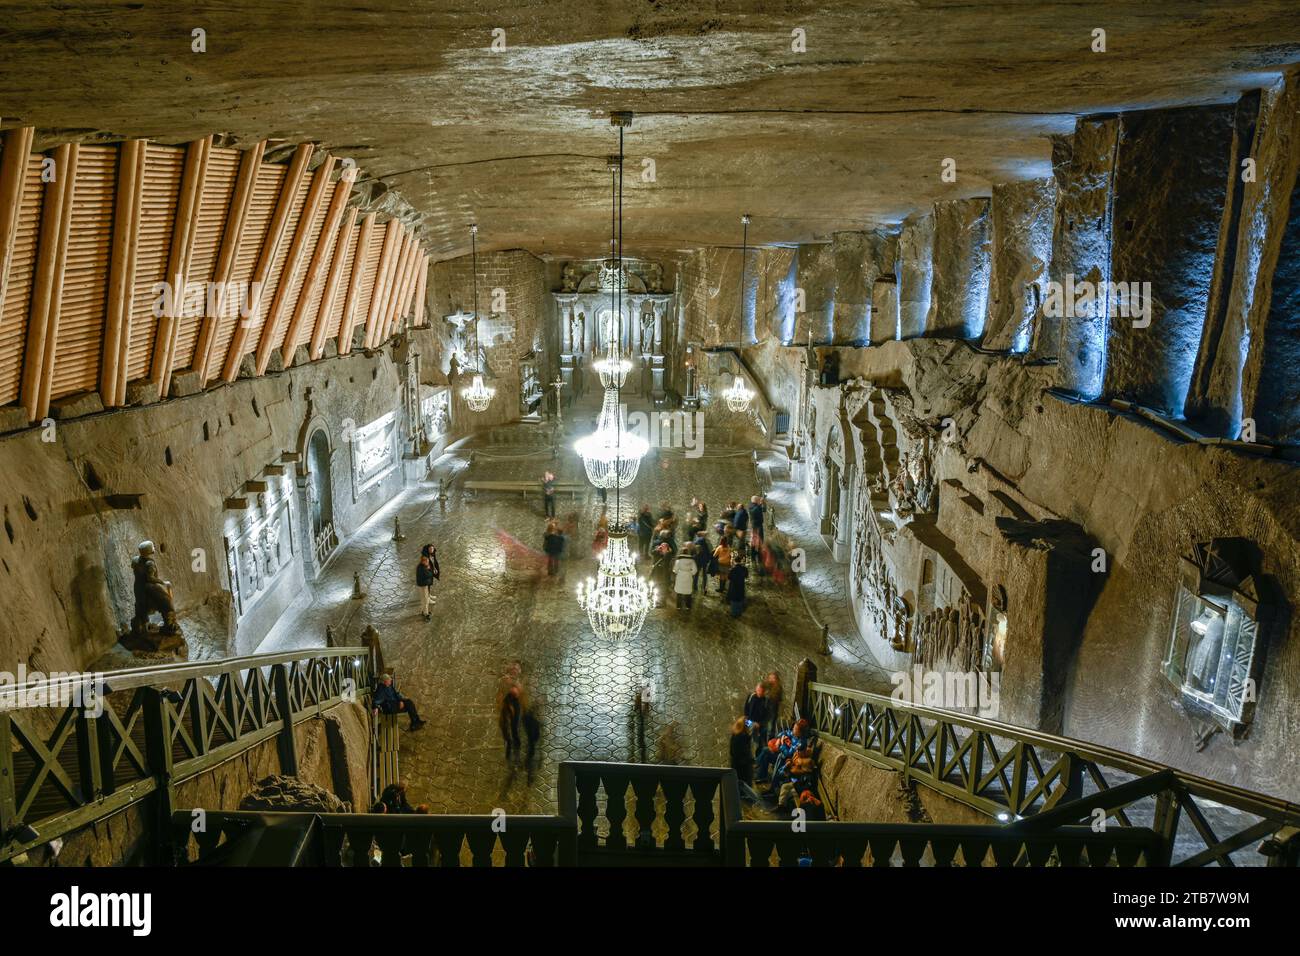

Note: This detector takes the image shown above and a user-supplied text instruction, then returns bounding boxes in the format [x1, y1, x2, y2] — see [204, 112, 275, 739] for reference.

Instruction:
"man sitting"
[373, 673, 426, 731]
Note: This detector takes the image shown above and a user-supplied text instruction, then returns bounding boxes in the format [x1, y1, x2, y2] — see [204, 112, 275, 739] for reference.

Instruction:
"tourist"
[691, 529, 711, 592]
[522, 696, 543, 779]
[727, 555, 750, 617]
[415, 552, 436, 621]
[373, 674, 425, 731]
[729, 717, 761, 804]
[372, 781, 415, 814]
[542, 470, 557, 517]
[637, 504, 655, 557]
[732, 499, 749, 552]
[593, 511, 609, 556]
[543, 520, 564, 577]
[498, 682, 526, 764]
[712, 538, 733, 594]
[748, 495, 766, 544]
[720, 501, 737, 526]
[744, 682, 769, 755]
[652, 536, 675, 606]
[673, 546, 697, 609]
[796, 789, 826, 822]
[764, 671, 784, 737]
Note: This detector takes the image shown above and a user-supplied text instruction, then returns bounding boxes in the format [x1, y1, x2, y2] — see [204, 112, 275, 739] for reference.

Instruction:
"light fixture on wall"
[575, 110, 655, 642]
[459, 224, 495, 413]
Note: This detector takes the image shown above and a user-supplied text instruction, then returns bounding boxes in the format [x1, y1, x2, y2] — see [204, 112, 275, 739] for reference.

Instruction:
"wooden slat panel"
[171, 145, 237, 373]
[364, 220, 401, 349]
[0, 128, 35, 342]
[291, 175, 352, 360]
[349, 218, 382, 345]
[209, 160, 283, 377]
[51, 145, 115, 399]
[384, 233, 418, 341]
[0, 149, 41, 407]
[221, 144, 312, 381]
[317, 208, 358, 355]
[235, 166, 309, 371]
[125, 144, 183, 384]
[258, 157, 335, 370]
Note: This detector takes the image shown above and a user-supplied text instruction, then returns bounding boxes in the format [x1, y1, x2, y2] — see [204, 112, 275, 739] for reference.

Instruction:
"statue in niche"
[1185, 605, 1227, 693]
[449, 351, 461, 379]
[261, 522, 282, 579]
[562, 262, 578, 292]
[639, 302, 657, 355]
[646, 262, 664, 293]
[128, 540, 181, 644]
[819, 350, 840, 386]
[245, 543, 263, 593]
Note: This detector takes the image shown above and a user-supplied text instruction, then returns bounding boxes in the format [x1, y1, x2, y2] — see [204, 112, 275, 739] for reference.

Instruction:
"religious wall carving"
[913, 590, 986, 672]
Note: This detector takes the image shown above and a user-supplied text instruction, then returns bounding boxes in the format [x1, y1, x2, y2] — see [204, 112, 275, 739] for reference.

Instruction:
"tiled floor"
[258, 406, 889, 815]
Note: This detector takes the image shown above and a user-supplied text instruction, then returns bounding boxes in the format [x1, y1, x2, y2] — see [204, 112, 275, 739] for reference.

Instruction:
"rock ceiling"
[2, 1, 1298, 261]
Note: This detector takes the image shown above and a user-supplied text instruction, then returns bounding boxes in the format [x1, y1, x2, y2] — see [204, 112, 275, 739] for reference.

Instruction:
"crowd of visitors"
[730, 671, 826, 818]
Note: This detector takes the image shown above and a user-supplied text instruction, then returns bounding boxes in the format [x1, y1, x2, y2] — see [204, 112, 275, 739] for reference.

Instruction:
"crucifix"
[550, 377, 567, 422]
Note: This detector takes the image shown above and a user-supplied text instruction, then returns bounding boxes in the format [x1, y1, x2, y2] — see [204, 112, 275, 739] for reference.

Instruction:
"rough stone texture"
[1187, 91, 1262, 434]
[0, 335, 431, 674]
[48, 391, 105, 420]
[239, 774, 350, 813]
[870, 279, 900, 345]
[927, 198, 991, 339]
[898, 212, 935, 339]
[168, 369, 205, 399]
[983, 178, 1055, 353]
[1048, 117, 1120, 396]
[1104, 104, 1235, 416]
[429, 249, 547, 430]
[817, 740, 989, 826]
[796, 243, 837, 345]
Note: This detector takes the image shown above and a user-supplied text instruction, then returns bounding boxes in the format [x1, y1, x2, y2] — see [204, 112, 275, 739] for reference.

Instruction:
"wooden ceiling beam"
[193, 140, 265, 386]
[311, 205, 357, 361]
[381, 231, 415, 341]
[283, 164, 352, 367]
[255, 153, 336, 374]
[20, 143, 77, 423]
[391, 236, 421, 337]
[153, 135, 211, 397]
[221, 142, 312, 382]
[101, 139, 146, 408]
[337, 211, 374, 355]
[0, 126, 35, 325]
[363, 220, 401, 350]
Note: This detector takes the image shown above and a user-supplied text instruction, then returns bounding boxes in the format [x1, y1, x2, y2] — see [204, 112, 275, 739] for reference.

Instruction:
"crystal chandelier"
[459, 223, 493, 413]
[576, 532, 656, 639]
[574, 387, 649, 488]
[462, 373, 495, 412]
[574, 111, 657, 643]
[724, 374, 754, 413]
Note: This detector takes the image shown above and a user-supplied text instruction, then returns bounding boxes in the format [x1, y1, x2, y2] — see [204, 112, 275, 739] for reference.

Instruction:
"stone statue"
[449, 350, 461, 379]
[130, 540, 180, 639]
[562, 262, 578, 292]
[646, 262, 664, 293]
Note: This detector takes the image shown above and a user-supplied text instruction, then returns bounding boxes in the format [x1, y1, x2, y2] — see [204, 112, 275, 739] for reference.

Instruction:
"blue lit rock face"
[1104, 104, 1234, 417]
[1048, 118, 1119, 398]
[1254, 176, 1300, 443]
[926, 198, 991, 339]
[796, 242, 838, 345]
[1187, 91, 1261, 435]
[830, 228, 898, 346]
[898, 211, 934, 339]
[983, 178, 1055, 353]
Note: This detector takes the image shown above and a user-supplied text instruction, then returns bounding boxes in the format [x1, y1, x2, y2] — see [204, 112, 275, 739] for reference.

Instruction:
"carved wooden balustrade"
[557, 761, 743, 865]
[172, 810, 577, 866]
[0, 647, 372, 863]
[728, 822, 1163, 867]
[807, 681, 1300, 867]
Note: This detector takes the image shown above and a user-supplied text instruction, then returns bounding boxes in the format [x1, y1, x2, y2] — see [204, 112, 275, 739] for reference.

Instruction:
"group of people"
[636, 494, 771, 618]
[730, 673, 825, 818]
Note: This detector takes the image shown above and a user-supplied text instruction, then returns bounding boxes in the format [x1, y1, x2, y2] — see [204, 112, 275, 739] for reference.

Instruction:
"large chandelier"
[462, 373, 495, 412]
[724, 374, 754, 413]
[576, 532, 656, 639]
[574, 387, 649, 488]
[459, 223, 493, 413]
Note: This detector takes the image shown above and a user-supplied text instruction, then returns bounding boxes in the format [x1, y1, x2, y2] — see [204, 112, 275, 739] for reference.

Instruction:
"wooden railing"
[0, 647, 372, 863]
[807, 680, 1300, 867]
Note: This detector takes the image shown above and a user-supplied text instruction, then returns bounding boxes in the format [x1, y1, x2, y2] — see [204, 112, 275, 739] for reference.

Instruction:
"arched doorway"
[307, 428, 336, 564]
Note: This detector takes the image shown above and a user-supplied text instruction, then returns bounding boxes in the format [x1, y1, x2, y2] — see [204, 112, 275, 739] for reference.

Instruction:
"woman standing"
[672, 546, 697, 610]
[592, 511, 609, 557]
[712, 538, 733, 595]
